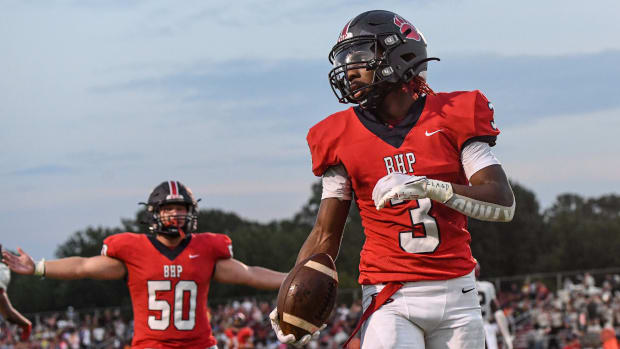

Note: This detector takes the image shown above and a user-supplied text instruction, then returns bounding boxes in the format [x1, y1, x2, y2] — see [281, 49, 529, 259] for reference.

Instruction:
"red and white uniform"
[477, 280, 503, 349]
[476, 280, 497, 322]
[225, 327, 254, 348]
[308, 90, 498, 285]
[102, 232, 232, 349]
[310, 91, 497, 348]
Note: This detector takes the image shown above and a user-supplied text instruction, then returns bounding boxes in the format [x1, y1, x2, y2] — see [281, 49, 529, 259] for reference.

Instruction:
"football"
[277, 253, 338, 339]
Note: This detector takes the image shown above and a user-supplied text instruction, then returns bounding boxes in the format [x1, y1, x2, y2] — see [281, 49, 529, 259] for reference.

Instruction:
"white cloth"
[360, 270, 484, 348]
[483, 323, 499, 349]
[461, 142, 500, 180]
[321, 164, 352, 200]
[0, 263, 10, 291]
[322, 141, 499, 200]
[476, 280, 497, 322]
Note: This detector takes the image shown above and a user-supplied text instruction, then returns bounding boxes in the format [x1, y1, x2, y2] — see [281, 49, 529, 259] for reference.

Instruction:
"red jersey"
[307, 90, 499, 284]
[102, 232, 232, 349]
[224, 327, 254, 348]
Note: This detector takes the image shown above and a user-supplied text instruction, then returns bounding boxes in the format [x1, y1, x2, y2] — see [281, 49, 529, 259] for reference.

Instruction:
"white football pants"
[484, 322, 499, 349]
[360, 270, 484, 349]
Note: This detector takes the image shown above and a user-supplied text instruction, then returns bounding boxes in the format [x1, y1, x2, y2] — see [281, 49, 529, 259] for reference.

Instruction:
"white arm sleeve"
[0, 263, 10, 291]
[461, 141, 501, 180]
[321, 164, 352, 200]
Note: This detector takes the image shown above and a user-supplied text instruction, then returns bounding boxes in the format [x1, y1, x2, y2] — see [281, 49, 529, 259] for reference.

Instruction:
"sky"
[1, 0, 619, 259]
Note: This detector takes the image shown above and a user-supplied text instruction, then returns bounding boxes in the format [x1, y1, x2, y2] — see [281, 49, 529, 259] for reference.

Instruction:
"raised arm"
[2, 248, 126, 280]
[213, 258, 286, 290]
[296, 197, 351, 263]
[0, 288, 31, 327]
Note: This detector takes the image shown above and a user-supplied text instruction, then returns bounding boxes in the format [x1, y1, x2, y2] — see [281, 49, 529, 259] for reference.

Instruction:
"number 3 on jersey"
[147, 280, 197, 331]
[399, 198, 440, 253]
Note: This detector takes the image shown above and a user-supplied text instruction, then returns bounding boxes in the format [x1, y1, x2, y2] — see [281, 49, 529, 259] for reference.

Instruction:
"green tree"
[201, 209, 308, 302]
[537, 194, 620, 271]
[469, 182, 546, 277]
[9, 179, 620, 313]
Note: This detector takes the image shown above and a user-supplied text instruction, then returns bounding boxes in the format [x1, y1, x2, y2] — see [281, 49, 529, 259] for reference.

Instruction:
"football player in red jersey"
[3, 181, 287, 349]
[224, 312, 254, 349]
[0, 245, 32, 342]
[270, 10, 515, 349]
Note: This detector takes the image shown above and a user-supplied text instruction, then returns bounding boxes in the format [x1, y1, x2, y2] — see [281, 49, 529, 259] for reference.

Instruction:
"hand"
[372, 172, 428, 210]
[1, 248, 36, 275]
[269, 308, 324, 347]
[20, 322, 32, 341]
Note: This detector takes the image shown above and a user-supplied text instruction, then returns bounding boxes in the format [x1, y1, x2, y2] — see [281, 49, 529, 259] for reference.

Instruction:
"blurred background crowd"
[1, 271, 620, 349]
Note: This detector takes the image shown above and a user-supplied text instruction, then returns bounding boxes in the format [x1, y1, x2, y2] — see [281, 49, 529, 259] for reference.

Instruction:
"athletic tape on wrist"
[34, 259, 46, 277]
[424, 179, 454, 203]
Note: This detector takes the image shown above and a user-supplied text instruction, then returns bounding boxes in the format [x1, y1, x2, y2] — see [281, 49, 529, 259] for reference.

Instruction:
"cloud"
[6, 164, 76, 176]
[430, 50, 620, 125]
[495, 107, 620, 208]
[89, 50, 620, 129]
[88, 58, 338, 130]
[67, 151, 144, 165]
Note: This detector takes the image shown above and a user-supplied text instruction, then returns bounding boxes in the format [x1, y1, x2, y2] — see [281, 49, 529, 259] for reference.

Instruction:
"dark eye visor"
[332, 41, 376, 68]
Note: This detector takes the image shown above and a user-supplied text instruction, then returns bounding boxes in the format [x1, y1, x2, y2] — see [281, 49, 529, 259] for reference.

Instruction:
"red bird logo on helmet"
[393, 15, 421, 41]
[337, 19, 353, 43]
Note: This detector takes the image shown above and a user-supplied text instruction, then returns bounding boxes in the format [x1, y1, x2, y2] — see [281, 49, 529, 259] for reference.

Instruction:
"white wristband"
[34, 259, 46, 277]
[424, 179, 454, 203]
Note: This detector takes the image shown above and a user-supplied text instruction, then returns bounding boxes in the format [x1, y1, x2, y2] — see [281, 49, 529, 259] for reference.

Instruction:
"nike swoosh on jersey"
[189, 254, 200, 259]
[462, 287, 475, 294]
[425, 129, 444, 136]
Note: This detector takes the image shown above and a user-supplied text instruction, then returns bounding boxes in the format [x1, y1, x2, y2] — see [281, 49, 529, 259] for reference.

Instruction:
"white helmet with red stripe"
[146, 180, 198, 237]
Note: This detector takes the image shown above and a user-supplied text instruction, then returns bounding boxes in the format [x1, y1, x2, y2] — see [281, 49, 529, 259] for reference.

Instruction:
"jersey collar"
[148, 234, 193, 261]
[353, 95, 426, 148]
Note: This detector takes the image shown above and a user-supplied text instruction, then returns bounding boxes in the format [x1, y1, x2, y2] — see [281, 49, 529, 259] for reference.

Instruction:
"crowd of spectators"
[0, 297, 363, 349]
[501, 272, 620, 349]
[0, 306, 131, 349]
[1, 272, 619, 349]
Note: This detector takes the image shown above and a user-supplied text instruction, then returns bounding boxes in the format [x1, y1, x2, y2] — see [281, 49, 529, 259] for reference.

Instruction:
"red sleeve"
[239, 327, 254, 342]
[451, 90, 500, 152]
[102, 234, 125, 260]
[306, 111, 347, 177]
[209, 233, 233, 260]
[101, 233, 141, 263]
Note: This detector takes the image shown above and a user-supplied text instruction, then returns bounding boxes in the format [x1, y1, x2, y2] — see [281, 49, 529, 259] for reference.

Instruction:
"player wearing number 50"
[2, 181, 287, 349]
[271, 10, 515, 349]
